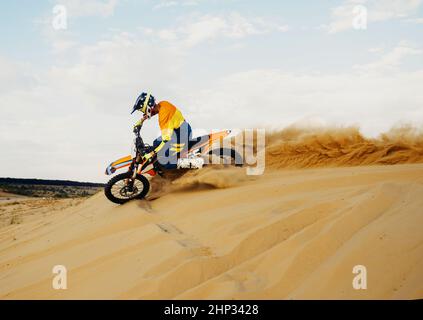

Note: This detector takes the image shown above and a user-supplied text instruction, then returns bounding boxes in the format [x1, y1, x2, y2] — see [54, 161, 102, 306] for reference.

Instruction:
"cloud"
[53, 0, 119, 18]
[354, 41, 422, 72]
[35, 0, 120, 55]
[184, 66, 423, 137]
[141, 13, 289, 48]
[0, 57, 37, 94]
[174, 41, 423, 137]
[153, 0, 201, 10]
[37, 21, 78, 54]
[369, 0, 422, 19]
[368, 47, 385, 53]
[406, 17, 423, 23]
[327, 0, 423, 33]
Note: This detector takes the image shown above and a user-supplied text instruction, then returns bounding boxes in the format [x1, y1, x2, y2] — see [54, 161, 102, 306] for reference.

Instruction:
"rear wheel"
[104, 171, 150, 204]
[208, 148, 243, 167]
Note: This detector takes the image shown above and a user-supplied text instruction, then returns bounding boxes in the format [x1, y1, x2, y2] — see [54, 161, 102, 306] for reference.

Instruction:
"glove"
[143, 151, 155, 162]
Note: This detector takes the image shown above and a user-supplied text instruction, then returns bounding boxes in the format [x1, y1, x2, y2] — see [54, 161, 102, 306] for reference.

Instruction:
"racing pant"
[153, 121, 192, 169]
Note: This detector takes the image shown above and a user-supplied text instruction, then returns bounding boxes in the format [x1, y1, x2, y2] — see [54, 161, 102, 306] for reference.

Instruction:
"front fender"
[105, 155, 133, 175]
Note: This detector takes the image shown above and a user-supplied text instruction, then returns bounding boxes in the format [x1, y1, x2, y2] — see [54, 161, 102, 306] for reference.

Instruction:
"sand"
[0, 163, 422, 299]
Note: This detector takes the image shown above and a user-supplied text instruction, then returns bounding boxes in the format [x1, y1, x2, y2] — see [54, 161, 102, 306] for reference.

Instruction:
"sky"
[0, 0, 422, 182]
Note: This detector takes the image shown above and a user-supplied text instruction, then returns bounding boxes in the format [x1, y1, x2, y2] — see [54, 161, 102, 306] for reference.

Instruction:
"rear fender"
[105, 155, 133, 175]
[209, 130, 231, 144]
[197, 130, 231, 154]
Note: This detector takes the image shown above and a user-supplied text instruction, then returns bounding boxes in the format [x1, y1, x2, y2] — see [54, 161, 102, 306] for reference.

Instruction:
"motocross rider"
[131, 92, 204, 169]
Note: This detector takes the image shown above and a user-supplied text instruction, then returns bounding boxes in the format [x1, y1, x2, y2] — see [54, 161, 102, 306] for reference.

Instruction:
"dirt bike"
[104, 119, 243, 204]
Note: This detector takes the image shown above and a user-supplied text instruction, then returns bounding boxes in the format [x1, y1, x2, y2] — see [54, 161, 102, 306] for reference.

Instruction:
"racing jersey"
[154, 101, 185, 153]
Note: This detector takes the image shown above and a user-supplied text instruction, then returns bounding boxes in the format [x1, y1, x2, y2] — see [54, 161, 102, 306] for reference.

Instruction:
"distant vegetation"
[0, 178, 104, 187]
[0, 178, 104, 199]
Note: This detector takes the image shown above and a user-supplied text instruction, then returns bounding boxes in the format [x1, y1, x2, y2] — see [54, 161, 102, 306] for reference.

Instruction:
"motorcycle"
[104, 119, 243, 204]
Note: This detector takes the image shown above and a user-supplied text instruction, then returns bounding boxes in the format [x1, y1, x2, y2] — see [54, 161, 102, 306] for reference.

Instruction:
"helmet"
[131, 92, 156, 118]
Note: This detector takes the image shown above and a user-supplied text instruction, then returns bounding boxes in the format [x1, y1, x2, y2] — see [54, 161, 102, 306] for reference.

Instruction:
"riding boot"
[177, 158, 204, 169]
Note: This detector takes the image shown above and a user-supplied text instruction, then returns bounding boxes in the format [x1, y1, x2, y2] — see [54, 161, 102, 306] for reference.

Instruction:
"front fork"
[123, 160, 138, 191]
[131, 164, 138, 179]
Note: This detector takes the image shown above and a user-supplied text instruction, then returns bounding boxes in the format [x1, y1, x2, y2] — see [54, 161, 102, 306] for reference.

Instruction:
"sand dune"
[1, 162, 422, 299]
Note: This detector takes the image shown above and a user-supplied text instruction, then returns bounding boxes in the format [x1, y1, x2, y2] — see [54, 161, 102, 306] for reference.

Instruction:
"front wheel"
[104, 171, 150, 204]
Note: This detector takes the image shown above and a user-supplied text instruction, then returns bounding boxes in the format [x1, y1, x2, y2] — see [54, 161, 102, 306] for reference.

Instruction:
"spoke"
[110, 178, 144, 200]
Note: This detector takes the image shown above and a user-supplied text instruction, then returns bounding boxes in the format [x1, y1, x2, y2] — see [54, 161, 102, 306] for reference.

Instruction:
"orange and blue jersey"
[158, 101, 185, 141]
[153, 101, 186, 154]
